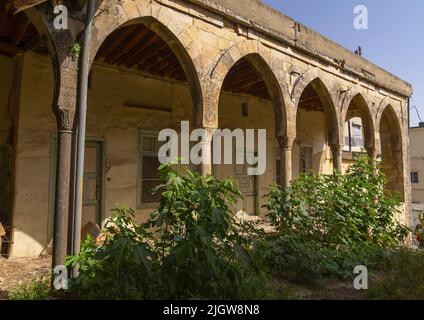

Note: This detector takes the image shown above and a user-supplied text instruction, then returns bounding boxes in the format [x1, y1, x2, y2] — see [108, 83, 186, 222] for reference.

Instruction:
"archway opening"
[70, 19, 201, 229]
[295, 79, 338, 177]
[342, 94, 374, 169]
[379, 106, 404, 200]
[215, 54, 283, 216]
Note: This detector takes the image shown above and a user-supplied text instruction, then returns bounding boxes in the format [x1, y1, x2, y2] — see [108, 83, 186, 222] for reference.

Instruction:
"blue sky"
[262, 0, 424, 127]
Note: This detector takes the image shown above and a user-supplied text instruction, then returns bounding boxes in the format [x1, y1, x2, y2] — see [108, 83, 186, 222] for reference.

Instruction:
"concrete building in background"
[0, 0, 413, 259]
[411, 123, 424, 204]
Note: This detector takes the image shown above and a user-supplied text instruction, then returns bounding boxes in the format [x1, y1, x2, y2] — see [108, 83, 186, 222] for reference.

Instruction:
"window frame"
[411, 171, 419, 184]
[137, 129, 163, 209]
[300, 144, 313, 174]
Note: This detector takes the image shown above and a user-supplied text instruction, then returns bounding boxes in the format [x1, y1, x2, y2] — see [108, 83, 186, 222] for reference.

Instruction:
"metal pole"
[72, 0, 96, 278]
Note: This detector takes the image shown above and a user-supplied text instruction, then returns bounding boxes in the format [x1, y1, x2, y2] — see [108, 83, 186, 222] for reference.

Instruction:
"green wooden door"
[81, 141, 104, 229]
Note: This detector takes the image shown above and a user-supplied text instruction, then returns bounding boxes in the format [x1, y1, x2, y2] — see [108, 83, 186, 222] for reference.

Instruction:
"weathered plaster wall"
[215, 93, 277, 215]
[294, 110, 332, 178]
[11, 52, 55, 257]
[0, 55, 16, 145]
[87, 64, 194, 224]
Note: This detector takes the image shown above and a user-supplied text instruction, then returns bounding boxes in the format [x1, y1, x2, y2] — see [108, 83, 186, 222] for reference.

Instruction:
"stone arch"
[209, 40, 290, 137]
[341, 84, 366, 118]
[378, 104, 404, 199]
[24, 7, 66, 116]
[341, 87, 376, 153]
[292, 70, 342, 175]
[293, 72, 340, 146]
[89, 0, 203, 126]
[376, 96, 403, 131]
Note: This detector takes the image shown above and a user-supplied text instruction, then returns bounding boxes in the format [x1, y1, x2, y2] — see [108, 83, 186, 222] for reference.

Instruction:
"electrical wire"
[411, 105, 423, 123]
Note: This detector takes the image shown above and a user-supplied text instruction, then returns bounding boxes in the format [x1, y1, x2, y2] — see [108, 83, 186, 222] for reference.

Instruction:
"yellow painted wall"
[294, 109, 333, 178]
[11, 53, 55, 257]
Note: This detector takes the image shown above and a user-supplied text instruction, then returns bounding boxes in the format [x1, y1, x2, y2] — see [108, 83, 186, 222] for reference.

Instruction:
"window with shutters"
[138, 131, 163, 208]
[300, 145, 313, 174]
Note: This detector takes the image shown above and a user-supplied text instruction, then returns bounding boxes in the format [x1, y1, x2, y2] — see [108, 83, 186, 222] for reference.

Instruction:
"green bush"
[257, 235, 389, 281]
[66, 209, 163, 299]
[8, 275, 51, 300]
[262, 156, 409, 280]
[367, 248, 424, 300]
[66, 164, 272, 300]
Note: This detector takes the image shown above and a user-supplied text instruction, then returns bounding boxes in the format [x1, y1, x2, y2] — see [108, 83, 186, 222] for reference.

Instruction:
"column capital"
[54, 108, 76, 133]
[330, 143, 344, 152]
[277, 135, 295, 151]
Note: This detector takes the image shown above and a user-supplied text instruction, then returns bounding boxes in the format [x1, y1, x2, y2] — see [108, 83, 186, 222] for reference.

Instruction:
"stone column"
[369, 130, 381, 174]
[331, 143, 343, 172]
[52, 65, 78, 269]
[366, 145, 377, 166]
[200, 127, 214, 176]
[53, 108, 76, 268]
[278, 136, 294, 188]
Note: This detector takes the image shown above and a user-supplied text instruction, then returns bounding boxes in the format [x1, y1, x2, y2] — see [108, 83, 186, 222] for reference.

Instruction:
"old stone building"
[0, 0, 412, 260]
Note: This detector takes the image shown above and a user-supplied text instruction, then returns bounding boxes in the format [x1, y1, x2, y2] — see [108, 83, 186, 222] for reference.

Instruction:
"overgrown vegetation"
[64, 157, 423, 300]
[8, 274, 50, 300]
[261, 156, 409, 280]
[66, 164, 271, 299]
[366, 248, 424, 299]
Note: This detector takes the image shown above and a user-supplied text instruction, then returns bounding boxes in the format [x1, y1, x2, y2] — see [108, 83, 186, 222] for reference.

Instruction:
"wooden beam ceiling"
[0, 1, 42, 56]
[95, 24, 187, 82]
[298, 84, 324, 112]
[95, 24, 273, 100]
[222, 57, 271, 100]
[1, 6, 275, 102]
[13, 0, 48, 14]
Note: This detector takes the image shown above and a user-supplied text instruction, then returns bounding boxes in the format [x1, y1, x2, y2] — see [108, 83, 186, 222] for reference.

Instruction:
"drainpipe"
[72, 0, 96, 278]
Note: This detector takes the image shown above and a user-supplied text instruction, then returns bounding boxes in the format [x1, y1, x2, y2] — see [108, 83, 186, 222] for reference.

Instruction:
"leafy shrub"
[67, 164, 271, 299]
[66, 208, 163, 299]
[8, 275, 50, 300]
[256, 234, 389, 281]
[262, 156, 409, 280]
[367, 248, 424, 300]
[146, 164, 270, 299]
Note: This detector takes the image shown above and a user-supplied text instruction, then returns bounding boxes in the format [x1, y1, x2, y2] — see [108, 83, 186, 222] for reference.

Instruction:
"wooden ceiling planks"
[222, 57, 271, 100]
[95, 24, 187, 82]
[0, 6, 274, 102]
[298, 84, 324, 112]
[0, 1, 41, 56]
[96, 24, 273, 99]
